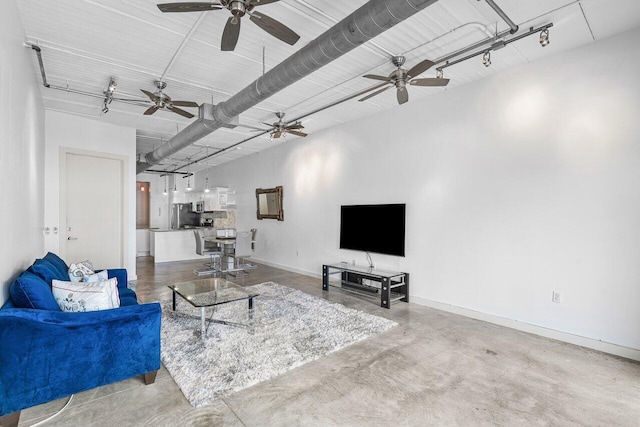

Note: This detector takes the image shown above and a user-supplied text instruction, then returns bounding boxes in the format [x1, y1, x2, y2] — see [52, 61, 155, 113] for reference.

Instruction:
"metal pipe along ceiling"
[137, 0, 441, 173]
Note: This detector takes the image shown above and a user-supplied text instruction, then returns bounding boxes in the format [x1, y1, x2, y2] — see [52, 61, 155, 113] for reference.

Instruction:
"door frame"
[59, 147, 130, 268]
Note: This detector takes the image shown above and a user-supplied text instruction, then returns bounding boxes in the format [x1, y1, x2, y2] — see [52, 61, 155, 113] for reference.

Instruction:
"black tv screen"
[340, 204, 405, 257]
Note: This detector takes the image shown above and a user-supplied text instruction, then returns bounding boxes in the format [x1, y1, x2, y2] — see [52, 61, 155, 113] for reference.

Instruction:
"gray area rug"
[160, 282, 397, 407]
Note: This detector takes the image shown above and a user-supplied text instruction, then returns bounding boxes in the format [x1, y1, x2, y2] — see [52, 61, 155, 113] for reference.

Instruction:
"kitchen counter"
[150, 226, 214, 233]
[150, 227, 216, 263]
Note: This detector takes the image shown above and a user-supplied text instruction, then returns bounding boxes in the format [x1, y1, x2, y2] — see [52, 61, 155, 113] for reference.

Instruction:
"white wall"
[44, 111, 137, 279]
[196, 28, 640, 354]
[0, 0, 45, 305]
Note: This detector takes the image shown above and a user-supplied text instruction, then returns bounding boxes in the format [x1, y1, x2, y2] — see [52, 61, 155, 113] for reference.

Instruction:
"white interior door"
[63, 152, 123, 267]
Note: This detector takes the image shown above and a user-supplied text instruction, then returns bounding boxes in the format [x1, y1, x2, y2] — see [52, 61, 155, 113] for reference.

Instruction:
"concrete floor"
[18, 258, 640, 426]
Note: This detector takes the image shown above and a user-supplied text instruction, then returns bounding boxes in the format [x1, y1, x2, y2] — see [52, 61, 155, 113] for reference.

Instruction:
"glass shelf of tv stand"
[322, 262, 409, 309]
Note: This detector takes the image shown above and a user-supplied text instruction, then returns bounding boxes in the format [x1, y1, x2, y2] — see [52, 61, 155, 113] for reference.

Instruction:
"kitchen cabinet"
[203, 187, 229, 211]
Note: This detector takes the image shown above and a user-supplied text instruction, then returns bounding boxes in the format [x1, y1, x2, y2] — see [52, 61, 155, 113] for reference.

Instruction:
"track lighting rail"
[435, 23, 553, 72]
[29, 44, 150, 110]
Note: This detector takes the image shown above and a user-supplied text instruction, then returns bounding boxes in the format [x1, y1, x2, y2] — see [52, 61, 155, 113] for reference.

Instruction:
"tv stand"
[322, 263, 409, 309]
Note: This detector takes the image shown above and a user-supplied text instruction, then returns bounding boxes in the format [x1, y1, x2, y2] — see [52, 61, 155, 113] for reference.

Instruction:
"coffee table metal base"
[172, 291, 254, 339]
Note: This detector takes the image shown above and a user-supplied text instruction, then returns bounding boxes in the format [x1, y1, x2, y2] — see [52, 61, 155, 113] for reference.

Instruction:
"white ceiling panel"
[14, 0, 640, 173]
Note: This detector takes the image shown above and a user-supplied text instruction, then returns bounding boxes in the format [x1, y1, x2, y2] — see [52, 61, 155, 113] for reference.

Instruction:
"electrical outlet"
[552, 291, 562, 303]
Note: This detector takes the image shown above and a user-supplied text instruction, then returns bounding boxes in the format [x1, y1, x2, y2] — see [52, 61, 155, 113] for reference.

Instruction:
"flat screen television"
[340, 204, 405, 257]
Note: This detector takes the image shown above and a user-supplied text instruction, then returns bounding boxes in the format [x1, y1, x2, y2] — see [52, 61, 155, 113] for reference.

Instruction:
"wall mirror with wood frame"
[256, 186, 284, 221]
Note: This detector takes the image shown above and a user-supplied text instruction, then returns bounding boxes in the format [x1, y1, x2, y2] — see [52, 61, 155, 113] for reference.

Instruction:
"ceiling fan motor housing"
[392, 55, 406, 67]
[230, 1, 247, 16]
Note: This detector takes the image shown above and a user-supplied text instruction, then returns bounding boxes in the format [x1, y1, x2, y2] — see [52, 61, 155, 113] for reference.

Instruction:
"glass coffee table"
[168, 277, 259, 339]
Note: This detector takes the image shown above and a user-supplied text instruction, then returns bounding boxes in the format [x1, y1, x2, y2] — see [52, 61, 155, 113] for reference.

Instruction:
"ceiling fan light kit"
[261, 112, 307, 141]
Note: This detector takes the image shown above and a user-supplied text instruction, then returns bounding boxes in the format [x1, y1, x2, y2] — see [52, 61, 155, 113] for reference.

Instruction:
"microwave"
[194, 201, 204, 213]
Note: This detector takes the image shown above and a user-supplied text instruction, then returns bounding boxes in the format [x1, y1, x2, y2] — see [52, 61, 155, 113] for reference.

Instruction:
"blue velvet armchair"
[0, 253, 161, 427]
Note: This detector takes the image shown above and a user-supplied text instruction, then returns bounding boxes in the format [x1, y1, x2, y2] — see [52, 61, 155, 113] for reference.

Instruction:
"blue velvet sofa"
[0, 253, 161, 427]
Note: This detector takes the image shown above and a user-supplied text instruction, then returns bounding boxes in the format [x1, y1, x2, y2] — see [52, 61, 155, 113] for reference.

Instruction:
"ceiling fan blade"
[157, 2, 223, 13]
[409, 78, 450, 87]
[249, 11, 300, 46]
[362, 74, 390, 81]
[406, 59, 435, 79]
[140, 89, 159, 102]
[285, 123, 304, 130]
[143, 106, 160, 116]
[171, 100, 200, 107]
[248, 0, 281, 6]
[358, 85, 391, 102]
[168, 106, 195, 118]
[288, 130, 307, 137]
[221, 16, 241, 51]
[397, 87, 408, 105]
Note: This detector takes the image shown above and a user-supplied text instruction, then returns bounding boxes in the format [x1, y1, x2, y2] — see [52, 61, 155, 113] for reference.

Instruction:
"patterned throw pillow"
[52, 278, 120, 312]
[84, 270, 109, 283]
[68, 261, 95, 282]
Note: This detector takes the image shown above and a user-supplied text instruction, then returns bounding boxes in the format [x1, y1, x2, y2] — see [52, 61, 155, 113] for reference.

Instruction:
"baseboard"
[411, 296, 640, 362]
[250, 257, 321, 279]
[248, 259, 640, 361]
[129, 274, 137, 281]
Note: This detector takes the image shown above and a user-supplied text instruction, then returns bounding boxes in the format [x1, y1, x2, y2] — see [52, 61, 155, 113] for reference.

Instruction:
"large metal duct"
[138, 0, 440, 173]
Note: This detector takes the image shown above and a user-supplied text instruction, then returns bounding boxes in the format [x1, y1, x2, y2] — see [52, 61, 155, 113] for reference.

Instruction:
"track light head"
[482, 51, 491, 67]
[539, 28, 550, 47]
[436, 69, 444, 79]
[107, 78, 117, 93]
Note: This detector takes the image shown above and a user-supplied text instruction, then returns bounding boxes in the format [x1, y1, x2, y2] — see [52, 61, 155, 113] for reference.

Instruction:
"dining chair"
[228, 231, 253, 277]
[194, 229, 222, 273]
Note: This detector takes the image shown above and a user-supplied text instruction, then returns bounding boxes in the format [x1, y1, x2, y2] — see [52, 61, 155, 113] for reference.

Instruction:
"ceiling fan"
[261, 112, 307, 139]
[359, 56, 450, 105]
[140, 80, 199, 118]
[157, 1, 300, 52]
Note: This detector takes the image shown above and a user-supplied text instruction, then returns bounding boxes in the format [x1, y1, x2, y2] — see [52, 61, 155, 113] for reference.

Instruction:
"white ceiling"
[16, 0, 640, 173]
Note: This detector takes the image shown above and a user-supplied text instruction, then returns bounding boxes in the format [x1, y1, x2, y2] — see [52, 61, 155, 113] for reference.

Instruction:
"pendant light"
[172, 174, 178, 193]
[186, 172, 192, 192]
[162, 175, 168, 195]
[203, 146, 210, 192]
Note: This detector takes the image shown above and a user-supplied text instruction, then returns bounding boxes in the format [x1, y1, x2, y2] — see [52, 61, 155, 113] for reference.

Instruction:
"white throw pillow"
[68, 261, 96, 282]
[83, 271, 119, 308]
[52, 278, 120, 312]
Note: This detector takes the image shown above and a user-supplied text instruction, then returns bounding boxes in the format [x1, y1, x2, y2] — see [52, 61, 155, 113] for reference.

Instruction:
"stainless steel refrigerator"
[170, 203, 198, 229]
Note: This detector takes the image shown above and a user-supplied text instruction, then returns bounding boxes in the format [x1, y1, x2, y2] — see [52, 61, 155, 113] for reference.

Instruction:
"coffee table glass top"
[168, 278, 259, 307]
